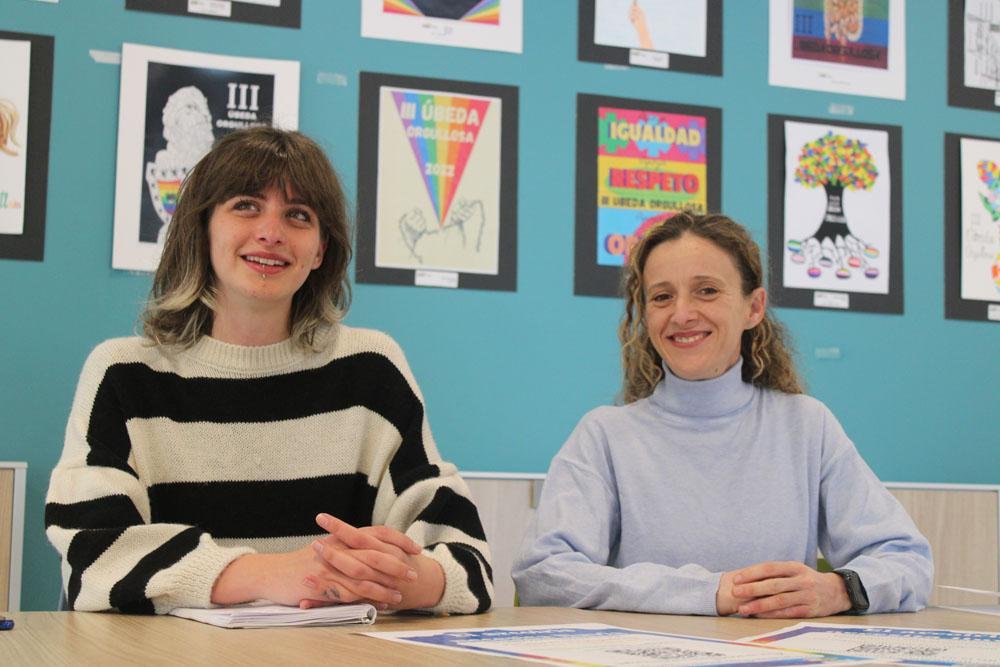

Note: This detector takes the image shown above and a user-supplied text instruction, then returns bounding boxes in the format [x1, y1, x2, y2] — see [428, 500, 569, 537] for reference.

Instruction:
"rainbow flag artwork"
[392, 90, 492, 226]
[383, 0, 500, 24]
[792, 0, 889, 69]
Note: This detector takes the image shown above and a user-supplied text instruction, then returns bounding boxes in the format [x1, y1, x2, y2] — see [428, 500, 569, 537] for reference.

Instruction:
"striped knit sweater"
[45, 324, 493, 615]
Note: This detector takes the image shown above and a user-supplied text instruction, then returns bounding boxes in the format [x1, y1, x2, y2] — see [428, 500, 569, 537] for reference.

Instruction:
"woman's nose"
[255, 210, 285, 245]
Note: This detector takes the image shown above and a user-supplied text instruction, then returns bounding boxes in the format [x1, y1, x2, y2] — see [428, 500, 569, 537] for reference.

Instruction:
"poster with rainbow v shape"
[356, 72, 518, 291]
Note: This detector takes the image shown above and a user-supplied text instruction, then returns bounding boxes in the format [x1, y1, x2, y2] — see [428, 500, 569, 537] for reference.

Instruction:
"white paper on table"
[365, 622, 867, 666]
[741, 622, 1000, 665]
[169, 602, 376, 628]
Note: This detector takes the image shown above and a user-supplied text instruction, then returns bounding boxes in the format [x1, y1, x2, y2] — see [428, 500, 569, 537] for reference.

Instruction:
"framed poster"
[125, 0, 302, 28]
[767, 115, 902, 313]
[768, 0, 906, 100]
[578, 0, 722, 75]
[948, 0, 1000, 112]
[945, 133, 1000, 322]
[0, 31, 53, 262]
[361, 0, 523, 53]
[111, 43, 299, 272]
[574, 94, 721, 297]
[356, 72, 518, 291]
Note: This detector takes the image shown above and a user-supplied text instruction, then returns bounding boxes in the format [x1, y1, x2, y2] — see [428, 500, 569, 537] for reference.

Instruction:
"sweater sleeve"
[816, 406, 933, 613]
[512, 416, 722, 615]
[368, 337, 493, 615]
[44, 343, 251, 614]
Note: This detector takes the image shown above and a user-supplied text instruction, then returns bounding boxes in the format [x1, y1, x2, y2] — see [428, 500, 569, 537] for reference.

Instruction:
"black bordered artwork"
[125, 0, 301, 28]
[768, 114, 903, 314]
[944, 132, 1000, 323]
[947, 0, 1000, 113]
[574, 93, 721, 297]
[356, 72, 518, 291]
[578, 0, 722, 75]
[0, 30, 54, 262]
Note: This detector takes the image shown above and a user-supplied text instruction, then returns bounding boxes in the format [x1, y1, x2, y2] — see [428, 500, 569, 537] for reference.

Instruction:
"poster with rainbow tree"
[945, 133, 1000, 322]
[356, 72, 518, 291]
[768, 115, 902, 314]
[361, 0, 522, 53]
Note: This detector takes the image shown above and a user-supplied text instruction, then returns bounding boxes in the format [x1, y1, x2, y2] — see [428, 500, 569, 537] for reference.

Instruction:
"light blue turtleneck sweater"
[512, 360, 932, 615]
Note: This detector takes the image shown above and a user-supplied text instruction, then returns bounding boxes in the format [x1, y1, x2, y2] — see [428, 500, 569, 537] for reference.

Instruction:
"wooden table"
[1, 606, 996, 665]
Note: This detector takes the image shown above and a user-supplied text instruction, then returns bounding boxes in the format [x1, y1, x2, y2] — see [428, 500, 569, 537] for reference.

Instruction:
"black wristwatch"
[834, 569, 870, 614]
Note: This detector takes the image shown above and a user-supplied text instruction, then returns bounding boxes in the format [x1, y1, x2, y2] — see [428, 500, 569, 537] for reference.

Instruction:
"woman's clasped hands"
[716, 561, 852, 618]
[211, 513, 445, 611]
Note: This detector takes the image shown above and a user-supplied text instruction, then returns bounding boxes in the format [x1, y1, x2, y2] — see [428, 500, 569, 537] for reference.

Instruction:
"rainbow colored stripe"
[393, 90, 491, 225]
[383, 0, 500, 24]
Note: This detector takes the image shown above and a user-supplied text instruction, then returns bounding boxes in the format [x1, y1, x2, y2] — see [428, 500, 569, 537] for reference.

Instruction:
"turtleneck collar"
[649, 357, 754, 418]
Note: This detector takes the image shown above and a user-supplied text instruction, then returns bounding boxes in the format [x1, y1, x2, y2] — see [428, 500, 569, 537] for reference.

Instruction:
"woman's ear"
[746, 287, 767, 329]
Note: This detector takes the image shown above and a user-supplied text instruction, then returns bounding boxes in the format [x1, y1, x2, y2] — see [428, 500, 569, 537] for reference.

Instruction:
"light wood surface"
[1, 607, 996, 666]
[466, 476, 540, 607]
[889, 486, 1000, 606]
[0, 468, 13, 613]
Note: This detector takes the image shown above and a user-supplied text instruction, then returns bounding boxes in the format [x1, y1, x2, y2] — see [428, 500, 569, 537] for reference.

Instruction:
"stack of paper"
[169, 603, 377, 629]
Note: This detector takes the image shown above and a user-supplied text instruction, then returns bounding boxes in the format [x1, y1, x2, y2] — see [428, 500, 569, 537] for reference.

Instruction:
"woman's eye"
[232, 199, 259, 212]
[698, 287, 719, 297]
[651, 293, 672, 303]
[288, 208, 313, 224]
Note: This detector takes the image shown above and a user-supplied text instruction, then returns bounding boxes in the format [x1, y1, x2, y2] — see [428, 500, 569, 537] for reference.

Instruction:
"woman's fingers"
[316, 513, 421, 556]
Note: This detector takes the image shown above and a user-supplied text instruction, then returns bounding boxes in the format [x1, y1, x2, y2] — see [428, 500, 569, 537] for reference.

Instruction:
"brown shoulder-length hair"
[618, 212, 803, 403]
[141, 126, 352, 349]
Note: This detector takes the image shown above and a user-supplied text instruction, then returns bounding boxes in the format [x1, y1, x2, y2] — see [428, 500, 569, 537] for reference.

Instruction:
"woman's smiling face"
[642, 233, 765, 381]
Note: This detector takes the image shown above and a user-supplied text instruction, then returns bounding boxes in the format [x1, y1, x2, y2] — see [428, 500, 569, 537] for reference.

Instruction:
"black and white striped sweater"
[44, 324, 493, 614]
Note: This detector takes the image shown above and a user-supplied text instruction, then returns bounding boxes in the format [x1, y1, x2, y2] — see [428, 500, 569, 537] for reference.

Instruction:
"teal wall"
[2, 1, 996, 611]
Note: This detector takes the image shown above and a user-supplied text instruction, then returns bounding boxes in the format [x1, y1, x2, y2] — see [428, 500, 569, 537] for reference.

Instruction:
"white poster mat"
[360, 0, 522, 53]
[373, 85, 501, 274]
[782, 120, 891, 295]
[768, 0, 906, 100]
[0, 39, 32, 235]
[593, 0, 707, 57]
[959, 136, 1000, 302]
[111, 43, 299, 271]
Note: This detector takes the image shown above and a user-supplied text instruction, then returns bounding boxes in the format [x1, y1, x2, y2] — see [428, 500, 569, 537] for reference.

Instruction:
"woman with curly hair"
[514, 212, 930, 618]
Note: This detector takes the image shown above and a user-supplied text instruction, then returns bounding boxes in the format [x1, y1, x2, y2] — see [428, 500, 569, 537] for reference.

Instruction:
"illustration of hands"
[788, 233, 879, 279]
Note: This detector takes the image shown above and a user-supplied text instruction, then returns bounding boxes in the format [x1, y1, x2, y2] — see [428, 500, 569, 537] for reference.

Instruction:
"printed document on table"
[742, 622, 1000, 666]
[364, 623, 867, 665]
[169, 602, 377, 628]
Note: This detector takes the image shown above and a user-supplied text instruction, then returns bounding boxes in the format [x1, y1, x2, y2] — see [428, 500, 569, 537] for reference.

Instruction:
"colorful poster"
[959, 137, 1000, 302]
[575, 94, 721, 297]
[579, 0, 721, 74]
[124, 0, 301, 28]
[0, 39, 31, 236]
[112, 44, 299, 272]
[791, 0, 889, 69]
[768, 115, 902, 314]
[949, 1, 1000, 112]
[375, 86, 500, 274]
[361, 0, 522, 53]
[782, 120, 890, 294]
[596, 107, 708, 266]
[356, 72, 518, 291]
[946, 133, 1000, 321]
[769, 0, 905, 99]
[0, 30, 53, 263]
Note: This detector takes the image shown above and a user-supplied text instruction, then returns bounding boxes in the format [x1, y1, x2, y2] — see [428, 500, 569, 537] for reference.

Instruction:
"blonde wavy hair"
[141, 126, 352, 349]
[619, 212, 803, 403]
